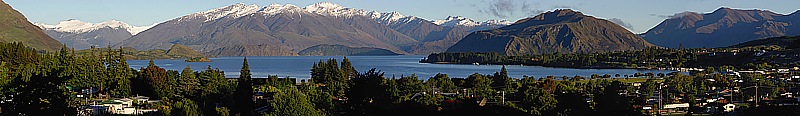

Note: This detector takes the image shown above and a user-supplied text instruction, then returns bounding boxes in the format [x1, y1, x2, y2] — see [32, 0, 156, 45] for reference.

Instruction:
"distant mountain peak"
[432, 15, 511, 27]
[507, 9, 588, 27]
[305, 2, 345, 11]
[446, 8, 652, 55]
[178, 3, 262, 22]
[538, 9, 586, 19]
[642, 7, 799, 48]
[38, 19, 154, 35]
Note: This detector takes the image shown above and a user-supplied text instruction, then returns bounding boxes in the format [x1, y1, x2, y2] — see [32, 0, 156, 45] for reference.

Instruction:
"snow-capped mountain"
[119, 2, 515, 55]
[174, 2, 413, 26]
[432, 16, 513, 31]
[37, 19, 154, 35]
[433, 16, 480, 27]
[36, 20, 156, 49]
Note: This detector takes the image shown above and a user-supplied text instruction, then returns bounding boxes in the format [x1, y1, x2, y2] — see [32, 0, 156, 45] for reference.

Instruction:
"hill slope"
[298, 44, 400, 56]
[446, 9, 653, 55]
[0, 1, 61, 51]
[730, 36, 800, 48]
[642, 7, 800, 48]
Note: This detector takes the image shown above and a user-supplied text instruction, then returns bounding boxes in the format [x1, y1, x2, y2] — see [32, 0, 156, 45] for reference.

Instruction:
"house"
[723, 104, 736, 112]
[89, 96, 159, 115]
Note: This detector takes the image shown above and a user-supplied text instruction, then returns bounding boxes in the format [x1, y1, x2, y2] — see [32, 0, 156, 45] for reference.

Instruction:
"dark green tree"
[468, 73, 494, 99]
[397, 74, 425, 101]
[341, 56, 357, 80]
[521, 88, 557, 115]
[385, 76, 401, 103]
[179, 65, 200, 97]
[346, 68, 387, 115]
[426, 73, 457, 93]
[266, 86, 324, 116]
[172, 98, 201, 116]
[233, 57, 254, 115]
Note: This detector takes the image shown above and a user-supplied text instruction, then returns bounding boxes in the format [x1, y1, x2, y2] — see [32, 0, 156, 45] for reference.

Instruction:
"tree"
[595, 81, 637, 115]
[108, 49, 133, 98]
[426, 73, 457, 93]
[341, 57, 357, 80]
[346, 68, 387, 115]
[303, 80, 335, 115]
[179, 65, 200, 97]
[5, 64, 76, 115]
[136, 62, 172, 98]
[468, 73, 494, 99]
[197, 66, 232, 114]
[521, 88, 557, 115]
[492, 65, 514, 92]
[310, 59, 347, 98]
[0, 62, 9, 96]
[397, 74, 425, 101]
[266, 86, 324, 116]
[172, 98, 201, 116]
[385, 76, 401, 103]
[233, 57, 255, 115]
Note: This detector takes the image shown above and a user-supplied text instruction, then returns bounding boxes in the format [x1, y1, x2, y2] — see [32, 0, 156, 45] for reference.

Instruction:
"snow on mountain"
[174, 2, 504, 27]
[37, 19, 155, 35]
[484, 19, 513, 26]
[259, 3, 306, 15]
[305, 2, 371, 17]
[432, 16, 512, 27]
[177, 3, 262, 22]
[433, 16, 478, 26]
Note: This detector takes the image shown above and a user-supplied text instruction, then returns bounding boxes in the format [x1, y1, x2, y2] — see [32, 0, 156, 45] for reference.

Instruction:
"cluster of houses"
[633, 67, 800, 115]
[78, 96, 160, 115]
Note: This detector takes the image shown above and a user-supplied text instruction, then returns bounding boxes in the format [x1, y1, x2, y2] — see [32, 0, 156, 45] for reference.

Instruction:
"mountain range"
[36, 20, 155, 50]
[446, 9, 653, 55]
[0, 0, 61, 51]
[642, 7, 800, 48]
[108, 2, 511, 56]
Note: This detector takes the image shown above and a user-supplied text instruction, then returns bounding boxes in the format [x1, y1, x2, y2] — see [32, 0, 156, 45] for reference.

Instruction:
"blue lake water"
[128, 55, 675, 79]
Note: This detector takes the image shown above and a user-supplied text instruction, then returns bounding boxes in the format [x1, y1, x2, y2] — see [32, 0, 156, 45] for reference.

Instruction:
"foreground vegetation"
[1, 42, 799, 115]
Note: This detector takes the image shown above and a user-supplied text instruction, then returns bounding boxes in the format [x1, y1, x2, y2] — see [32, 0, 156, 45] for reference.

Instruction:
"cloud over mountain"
[608, 18, 634, 31]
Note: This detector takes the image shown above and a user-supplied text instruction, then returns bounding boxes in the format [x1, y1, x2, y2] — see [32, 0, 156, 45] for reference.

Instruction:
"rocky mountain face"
[0, 1, 62, 51]
[642, 7, 800, 48]
[115, 2, 510, 56]
[36, 20, 154, 50]
[446, 9, 653, 55]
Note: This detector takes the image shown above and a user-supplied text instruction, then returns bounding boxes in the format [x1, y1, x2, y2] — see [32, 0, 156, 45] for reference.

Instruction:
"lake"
[128, 55, 675, 80]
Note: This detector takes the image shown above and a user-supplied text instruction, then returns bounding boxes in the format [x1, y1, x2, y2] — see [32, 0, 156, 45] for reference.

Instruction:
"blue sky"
[6, 0, 799, 33]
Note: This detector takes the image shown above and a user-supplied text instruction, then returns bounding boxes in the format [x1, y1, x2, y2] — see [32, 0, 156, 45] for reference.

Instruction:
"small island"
[184, 57, 212, 62]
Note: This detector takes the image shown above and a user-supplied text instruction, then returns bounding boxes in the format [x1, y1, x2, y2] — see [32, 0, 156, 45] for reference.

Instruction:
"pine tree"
[384, 76, 401, 103]
[233, 57, 254, 115]
[148, 59, 156, 67]
[110, 49, 132, 97]
[341, 56, 356, 80]
[180, 65, 199, 97]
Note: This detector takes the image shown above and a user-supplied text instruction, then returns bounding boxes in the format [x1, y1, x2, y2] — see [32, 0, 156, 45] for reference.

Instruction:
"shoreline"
[419, 61, 677, 71]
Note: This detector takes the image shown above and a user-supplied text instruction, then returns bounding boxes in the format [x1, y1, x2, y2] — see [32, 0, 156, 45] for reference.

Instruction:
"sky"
[5, 0, 799, 33]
